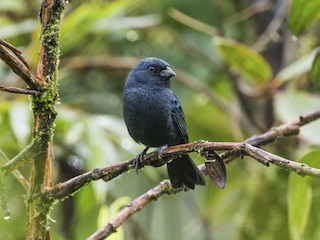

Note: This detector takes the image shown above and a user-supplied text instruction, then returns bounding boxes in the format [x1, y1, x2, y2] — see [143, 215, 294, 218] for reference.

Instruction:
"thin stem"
[0, 141, 38, 177]
[0, 38, 31, 70]
[0, 85, 39, 95]
[0, 40, 42, 90]
[87, 180, 174, 240]
[0, 149, 29, 190]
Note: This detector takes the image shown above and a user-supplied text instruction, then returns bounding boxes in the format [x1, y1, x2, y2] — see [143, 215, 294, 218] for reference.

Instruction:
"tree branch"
[48, 160, 132, 200]
[0, 149, 29, 190]
[224, 107, 320, 162]
[0, 169, 9, 219]
[253, 1, 289, 52]
[26, 0, 66, 239]
[225, 1, 273, 26]
[88, 140, 320, 239]
[45, 108, 320, 202]
[0, 85, 39, 95]
[0, 38, 42, 90]
[0, 141, 39, 177]
[168, 8, 218, 36]
[87, 180, 175, 240]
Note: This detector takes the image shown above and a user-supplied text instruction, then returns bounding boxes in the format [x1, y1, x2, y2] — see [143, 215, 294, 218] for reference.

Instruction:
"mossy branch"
[25, 0, 66, 239]
[0, 141, 39, 177]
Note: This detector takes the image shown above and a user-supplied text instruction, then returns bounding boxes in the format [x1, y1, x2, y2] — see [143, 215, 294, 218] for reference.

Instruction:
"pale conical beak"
[160, 66, 176, 79]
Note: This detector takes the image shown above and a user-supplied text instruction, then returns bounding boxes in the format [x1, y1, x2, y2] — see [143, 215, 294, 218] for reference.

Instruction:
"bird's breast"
[123, 87, 176, 147]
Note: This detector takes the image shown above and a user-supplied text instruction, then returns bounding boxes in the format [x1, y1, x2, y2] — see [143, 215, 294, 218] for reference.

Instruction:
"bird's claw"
[133, 147, 149, 174]
[157, 145, 168, 160]
[133, 154, 144, 174]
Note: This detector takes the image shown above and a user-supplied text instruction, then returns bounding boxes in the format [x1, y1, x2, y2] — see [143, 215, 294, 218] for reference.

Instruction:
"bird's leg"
[149, 145, 169, 168]
[153, 144, 168, 167]
[157, 144, 168, 160]
[133, 147, 149, 174]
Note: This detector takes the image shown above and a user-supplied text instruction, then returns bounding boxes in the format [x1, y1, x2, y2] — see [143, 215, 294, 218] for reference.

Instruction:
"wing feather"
[171, 96, 189, 143]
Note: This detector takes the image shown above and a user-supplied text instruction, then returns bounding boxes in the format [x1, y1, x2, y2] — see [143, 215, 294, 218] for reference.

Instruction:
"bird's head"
[126, 57, 176, 88]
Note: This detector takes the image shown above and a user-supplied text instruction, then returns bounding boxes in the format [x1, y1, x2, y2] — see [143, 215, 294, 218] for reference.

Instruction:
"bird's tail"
[167, 154, 206, 189]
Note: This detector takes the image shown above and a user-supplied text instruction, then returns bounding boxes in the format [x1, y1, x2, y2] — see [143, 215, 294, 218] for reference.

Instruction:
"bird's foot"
[133, 147, 149, 174]
[150, 145, 168, 168]
[157, 144, 168, 160]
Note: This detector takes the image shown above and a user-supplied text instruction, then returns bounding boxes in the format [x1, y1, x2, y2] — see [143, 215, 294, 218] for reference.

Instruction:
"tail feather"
[167, 155, 206, 189]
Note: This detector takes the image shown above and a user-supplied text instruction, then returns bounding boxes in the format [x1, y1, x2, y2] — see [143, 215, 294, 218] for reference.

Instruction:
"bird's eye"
[148, 66, 155, 72]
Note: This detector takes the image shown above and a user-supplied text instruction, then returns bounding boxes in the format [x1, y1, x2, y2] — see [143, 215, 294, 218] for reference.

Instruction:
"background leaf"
[275, 91, 320, 145]
[289, 0, 320, 35]
[311, 50, 320, 83]
[213, 37, 272, 86]
[288, 149, 320, 240]
[276, 48, 319, 83]
[97, 197, 131, 240]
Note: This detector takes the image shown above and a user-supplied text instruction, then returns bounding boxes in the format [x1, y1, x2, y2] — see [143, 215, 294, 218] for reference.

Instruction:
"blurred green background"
[0, 0, 320, 239]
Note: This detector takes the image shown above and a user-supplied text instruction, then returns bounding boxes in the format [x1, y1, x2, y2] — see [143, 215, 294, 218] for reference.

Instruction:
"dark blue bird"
[123, 57, 206, 189]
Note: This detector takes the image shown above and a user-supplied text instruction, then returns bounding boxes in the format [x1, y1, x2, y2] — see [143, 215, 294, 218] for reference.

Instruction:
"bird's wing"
[171, 95, 189, 143]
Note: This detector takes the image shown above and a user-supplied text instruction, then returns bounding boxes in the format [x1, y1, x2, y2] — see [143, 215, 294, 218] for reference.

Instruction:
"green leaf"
[289, 0, 320, 35]
[213, 37, 272, 85]
[276, 48, 319, 83]
[311, 50, 320, 83]
[288, 149, 320, 240]
[60, 0, 130, 52]
[97, 197, 131, 240]
[288, 171, 311, 240]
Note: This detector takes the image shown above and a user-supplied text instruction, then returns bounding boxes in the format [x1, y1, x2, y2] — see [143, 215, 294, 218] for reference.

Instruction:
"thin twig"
[224, 107, 320, 162]
[0, 149, 29, 190]
[253, 1, 289, 52]
[0, 170, 9, 219]
[87, 180, 175, 240]
[225, 1, 273, 26]
[168, 8, 218, 36]
[0, 39, 31, 70]
[0, 39, 42, 90]
[243, 143, 320, 177]
[0, 141, 39, 177]
[48, 160, 132, 200]
[0, 85, 39, 95]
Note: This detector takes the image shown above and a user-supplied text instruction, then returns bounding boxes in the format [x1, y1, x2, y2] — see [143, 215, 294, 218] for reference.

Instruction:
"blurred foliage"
[0, 0, 320, 239]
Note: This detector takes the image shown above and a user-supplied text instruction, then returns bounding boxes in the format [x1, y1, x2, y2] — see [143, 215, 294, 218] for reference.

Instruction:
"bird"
[123, 57, 206, 189]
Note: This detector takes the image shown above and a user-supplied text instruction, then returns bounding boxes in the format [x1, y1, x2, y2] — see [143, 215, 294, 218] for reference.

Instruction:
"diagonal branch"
[0, 38, 42, 90]
[168, 8, 218, 36]
[253, 1, 289, 52]
[87, 180, 175, 240]
[0, 149, 29, 190]
[241, 143, 320, 176]
[48, 160, 132, 200]
[224, 107, 320, 162]
[0, 85, 39, 95]
[0, 141, 40, 176]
